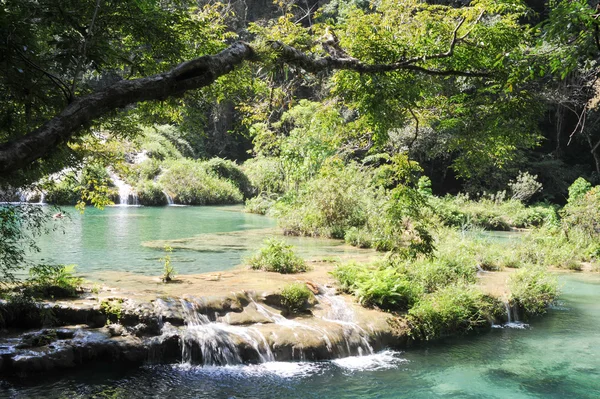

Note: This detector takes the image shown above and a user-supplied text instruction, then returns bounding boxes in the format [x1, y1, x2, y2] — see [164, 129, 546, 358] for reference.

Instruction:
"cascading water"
[153, 288, 379, 367]
[109, 171, 139, 206]
[176, 299, 274, 366]
[18, 190, 28, 203]
[494, 300, 529, 329]
[163, 191, 174, 205]
[317, 286, 374, 357]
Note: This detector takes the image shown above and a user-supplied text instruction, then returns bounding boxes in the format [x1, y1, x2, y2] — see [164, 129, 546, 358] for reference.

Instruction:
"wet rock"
[16, 329, 58, 349]
[305, 281, 321, 295]
[52, 303, 106, 327]
[199, 295, 245, 318]
[262, 293, 284, 309]
[129, 323, 154, 337]
[219, 304, 273, 326]
[107, 324, 126, 337]
[147, 328, 181, 364]
[152, 298, 186, 326]
[0, 291, 406, 375]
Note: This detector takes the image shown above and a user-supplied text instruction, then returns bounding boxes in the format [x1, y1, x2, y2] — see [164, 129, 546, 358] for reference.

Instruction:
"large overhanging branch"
[0, 36, 490, 175]
[0, 42, 255, 175]
[271, 41, 489, 77]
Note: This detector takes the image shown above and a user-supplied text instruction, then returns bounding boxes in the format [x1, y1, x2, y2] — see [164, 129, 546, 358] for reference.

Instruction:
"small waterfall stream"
[176, 299, 274, 366]
[316, 286, 374, 357]
[109, 171, 139, 206]
[163, 191, 174, 205]
[154, 287, 377, 367]
[494, 300, 529, 329]
[18, 191, 28, 203]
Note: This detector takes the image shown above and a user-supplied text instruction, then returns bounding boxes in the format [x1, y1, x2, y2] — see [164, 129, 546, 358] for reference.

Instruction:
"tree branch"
[271, 41, 489, 77]
[0, 42, 255, 174]
[0, 36, 491, 175]
[12, 45, 72, 102]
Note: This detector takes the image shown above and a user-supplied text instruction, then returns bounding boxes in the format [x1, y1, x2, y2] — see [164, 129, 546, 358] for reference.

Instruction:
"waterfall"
[109, 171, 138, 206]
[39, 192, 46, 205]
[153, 290, 379, 367]
[163, 191, 174, 205]
[494, 300, 529, 329]
[316, 286, 374, 356]
[177, 299, 274, 366]
[18, 191, 28, 203]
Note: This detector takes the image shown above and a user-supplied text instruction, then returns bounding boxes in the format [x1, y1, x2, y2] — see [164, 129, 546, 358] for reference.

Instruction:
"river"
[2, 273, 598, 398]
[33, 206, 366, 280]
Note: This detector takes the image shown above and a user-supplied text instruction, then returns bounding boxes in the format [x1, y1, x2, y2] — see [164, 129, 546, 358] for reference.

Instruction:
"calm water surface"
[2, 274, 599, 399]
[34, 205, 275, 276]
[33, 205, 368, 279]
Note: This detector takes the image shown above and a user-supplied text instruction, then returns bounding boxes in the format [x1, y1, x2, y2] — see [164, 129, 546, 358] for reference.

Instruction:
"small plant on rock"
[160, 245, 176, 282]
[248, 238, 308, 273]
[280, 282, 314, 314]
[100, 298, 124, 324]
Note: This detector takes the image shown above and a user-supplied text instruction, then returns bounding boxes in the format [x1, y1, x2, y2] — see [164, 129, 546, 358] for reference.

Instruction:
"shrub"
[400, 256, 477, 292]
[137, 125, 191, 160]
[353, 267, 423, 311]
[136, 180, 168, 206]
[563, 259, 583, 271]
[25, 264, 83, 298]
[280, 283, 314, 314]
[508, 266, 559, 316]
[132, 159, 162, 181]
[332, 261, 423, 311]
[44, 176, 80, 205]
[245, 193, 277, 215]
[248, 238, 308, 273]
[277, 163, 373, 239]
[330, 261, 364, 293]
[407, 285, 502, 341]
[204, 158, 253, 198]
[430, 195, 556, 230]
[159, 159, 243, 205]
[567, 177, 592, 203]
[344, 227, 373, 248]
[242, 157, 286, 195]
[508, 171, 543, 203]
[562, 186, 600, 237]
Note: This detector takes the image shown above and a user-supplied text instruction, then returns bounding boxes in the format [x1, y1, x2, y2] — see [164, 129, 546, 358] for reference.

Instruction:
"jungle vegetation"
[2, 0, 599, 337]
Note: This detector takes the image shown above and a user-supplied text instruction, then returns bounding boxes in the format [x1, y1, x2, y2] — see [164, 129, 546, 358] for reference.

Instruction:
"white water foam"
[492, 322, 530, 329]
[173, 361, 322, 379]
[332, 350, 407, 371]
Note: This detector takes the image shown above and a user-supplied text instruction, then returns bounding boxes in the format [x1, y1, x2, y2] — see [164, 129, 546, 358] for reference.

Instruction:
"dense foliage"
[1, 0, 598, 344]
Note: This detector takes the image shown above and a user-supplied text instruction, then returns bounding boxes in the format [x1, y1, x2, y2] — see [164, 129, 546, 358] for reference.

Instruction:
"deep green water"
[2, 273, 599, 399]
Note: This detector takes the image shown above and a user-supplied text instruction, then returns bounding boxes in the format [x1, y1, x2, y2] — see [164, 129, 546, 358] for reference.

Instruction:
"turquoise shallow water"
[33, 205, 275, 276]
[2, 273, 599, 398]
[32, 205, 367, 280]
